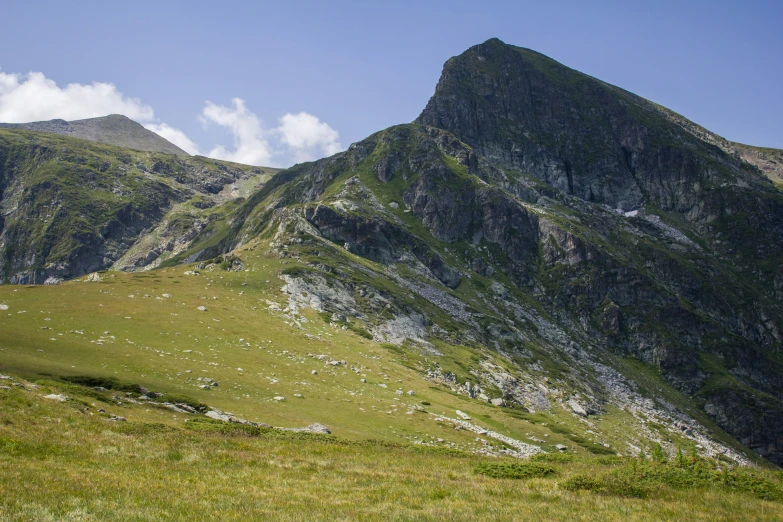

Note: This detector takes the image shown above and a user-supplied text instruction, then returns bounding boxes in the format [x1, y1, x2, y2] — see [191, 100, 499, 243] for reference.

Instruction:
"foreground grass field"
[1, 247, 780, 519]
[1, 376, 783, 521]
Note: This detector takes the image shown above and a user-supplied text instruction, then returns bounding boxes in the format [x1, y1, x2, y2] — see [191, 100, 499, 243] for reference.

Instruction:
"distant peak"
[480, 37, 506, 46]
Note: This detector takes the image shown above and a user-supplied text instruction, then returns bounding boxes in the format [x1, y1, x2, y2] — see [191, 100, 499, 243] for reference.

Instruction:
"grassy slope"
[0, 128, 276, 278]
[2, 376, 783, 520]
[0, 248, 586, 451]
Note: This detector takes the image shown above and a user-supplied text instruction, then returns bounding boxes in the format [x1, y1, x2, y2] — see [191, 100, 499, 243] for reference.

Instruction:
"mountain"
[0, 114, 189, 156]
[172, 38, 783, 463]
[2, 35, 783, 497]
[0, 127, 277, 283]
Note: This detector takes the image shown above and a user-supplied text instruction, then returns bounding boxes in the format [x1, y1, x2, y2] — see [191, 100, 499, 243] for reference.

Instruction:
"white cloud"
[199, 99, 342, 167]
[0, 69, 343, 167]
[199, 98, 273, 166]
[277, 112, 342, 163]
[0, 71, 154, 123]
[142, 122, 201, 155]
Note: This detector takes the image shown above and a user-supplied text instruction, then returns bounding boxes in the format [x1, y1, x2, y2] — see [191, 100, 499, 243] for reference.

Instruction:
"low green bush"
[475, 461, 556, 480]
[60, 375, 142, 393]
[562, 458, 783, 501]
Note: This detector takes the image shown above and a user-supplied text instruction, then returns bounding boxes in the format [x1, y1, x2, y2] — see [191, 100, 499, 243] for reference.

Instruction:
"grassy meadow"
[1, 245, 781, 520]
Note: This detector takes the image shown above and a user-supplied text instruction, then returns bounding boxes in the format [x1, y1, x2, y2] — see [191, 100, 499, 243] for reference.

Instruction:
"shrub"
[348, 325, 373, 340]
[532, 452, 574, 463]
[475, 461, 556, 480]
[113, 422, 179, 436]
[60, 375, 142, 393]
[561, 474, 648, 499]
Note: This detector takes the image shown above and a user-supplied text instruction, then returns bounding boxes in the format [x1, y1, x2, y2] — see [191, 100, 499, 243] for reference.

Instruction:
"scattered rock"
[274, 396, 286, 401]
[407, 390, 416, 396]
[555, 444, 568, 451]
[197, 306, 207, 312]
[206, 410, 230, 422]
[455, 410, 471, 420]
[0, 304, 8, 311]
[567, 399, 588, 417]
[490, 398, 505, 407]
[108, 415, 127, 422]
[44, 394, 67, 402]
[283, 423, 331, 434]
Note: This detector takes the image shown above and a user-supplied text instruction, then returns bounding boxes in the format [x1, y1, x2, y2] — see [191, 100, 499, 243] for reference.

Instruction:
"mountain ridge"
[2, 39, 783, 470]
[0, 114, 189, 156]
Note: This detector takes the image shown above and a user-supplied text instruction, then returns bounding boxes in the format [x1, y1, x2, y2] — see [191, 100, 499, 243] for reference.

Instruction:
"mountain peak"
[0, 114, 188, 156]
[416, 42, 760, 211]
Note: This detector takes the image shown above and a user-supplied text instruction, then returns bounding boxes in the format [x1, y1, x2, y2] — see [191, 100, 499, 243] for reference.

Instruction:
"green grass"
[1, 378, 782, 520]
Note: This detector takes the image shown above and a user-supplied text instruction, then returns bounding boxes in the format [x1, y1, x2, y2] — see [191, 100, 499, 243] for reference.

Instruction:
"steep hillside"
[0, 128, 276, 283]
[0, 114, 188, 156]
[164, 40, 783, 463]
[2, 37, 783, 484]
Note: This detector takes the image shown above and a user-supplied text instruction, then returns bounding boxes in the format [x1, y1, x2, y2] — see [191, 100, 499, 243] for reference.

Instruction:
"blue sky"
[1, 0, 781, 166]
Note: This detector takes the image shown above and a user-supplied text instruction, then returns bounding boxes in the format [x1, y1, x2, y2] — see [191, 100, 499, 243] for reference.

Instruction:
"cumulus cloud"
[0, 71, 154, 123]
[199, 98, 273, 166]
[142, 122, 201, 155]
[199, 99, 342, 167]
[0, 69, 342, 167]
[277, 112, 342, 163]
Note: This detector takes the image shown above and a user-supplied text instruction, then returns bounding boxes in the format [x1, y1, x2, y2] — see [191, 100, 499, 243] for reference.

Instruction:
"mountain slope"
[2, 39, 783, 473]
[165, 40, 783, 463]
[0, 128, 276, 283]
[0, 114, 188, 156]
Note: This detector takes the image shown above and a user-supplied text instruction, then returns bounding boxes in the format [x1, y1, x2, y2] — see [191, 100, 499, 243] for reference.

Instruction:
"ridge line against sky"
[0, 0, 781, 168]
[0, 70, 342, 167]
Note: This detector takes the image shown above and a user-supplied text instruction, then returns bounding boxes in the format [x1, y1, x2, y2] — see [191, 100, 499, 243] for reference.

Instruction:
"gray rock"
[567, 399, 588, 417]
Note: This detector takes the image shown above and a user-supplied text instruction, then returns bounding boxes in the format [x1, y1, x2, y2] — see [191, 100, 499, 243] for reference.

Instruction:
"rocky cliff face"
[410, 39, 783, 462]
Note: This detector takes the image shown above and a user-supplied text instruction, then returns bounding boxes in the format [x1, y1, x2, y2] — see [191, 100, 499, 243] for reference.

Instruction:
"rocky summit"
[0, 114, 189, 156]
[2, 39, 783, 515]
